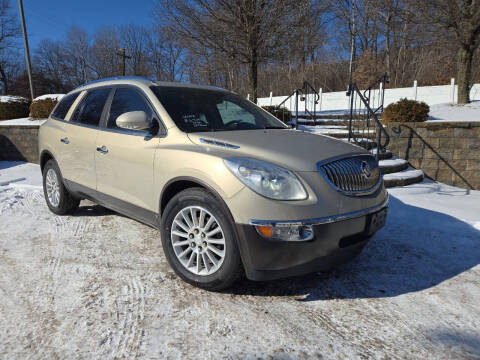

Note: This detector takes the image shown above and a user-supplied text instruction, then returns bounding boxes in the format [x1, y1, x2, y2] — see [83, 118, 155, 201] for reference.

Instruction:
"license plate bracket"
[366, 208, 387, 236]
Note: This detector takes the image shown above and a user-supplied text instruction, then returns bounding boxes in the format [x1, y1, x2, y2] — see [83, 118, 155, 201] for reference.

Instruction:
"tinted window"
[151, 86, 286, 133]
[52, 92, 79, 120]
[71, 88, 110, 126]
[107, 88, 152, 130]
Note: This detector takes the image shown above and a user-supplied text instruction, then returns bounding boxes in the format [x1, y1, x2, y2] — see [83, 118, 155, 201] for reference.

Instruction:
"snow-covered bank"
[0, 161, 479, 359]
[427, 101, 480, 122]
[0, 118, 46, 126]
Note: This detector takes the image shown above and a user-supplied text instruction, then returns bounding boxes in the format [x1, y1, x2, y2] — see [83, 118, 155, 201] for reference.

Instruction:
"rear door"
[95, 87, 160, 216]
[59, 88, 111, 192]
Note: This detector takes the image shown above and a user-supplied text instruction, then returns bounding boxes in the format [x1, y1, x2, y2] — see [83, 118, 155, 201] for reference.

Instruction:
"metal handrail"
[347, 75, 390, 160]
[273, 81, 321, 128]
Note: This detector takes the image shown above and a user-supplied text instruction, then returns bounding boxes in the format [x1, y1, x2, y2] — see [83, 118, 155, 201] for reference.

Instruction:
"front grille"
[318, 155, 380, 195]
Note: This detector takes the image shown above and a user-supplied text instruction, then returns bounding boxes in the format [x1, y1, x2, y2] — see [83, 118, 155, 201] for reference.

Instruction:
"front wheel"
[161, 188, 242, 290]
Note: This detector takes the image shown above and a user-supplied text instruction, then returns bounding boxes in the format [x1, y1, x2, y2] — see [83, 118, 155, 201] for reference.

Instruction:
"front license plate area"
[366, 208, 387, 236]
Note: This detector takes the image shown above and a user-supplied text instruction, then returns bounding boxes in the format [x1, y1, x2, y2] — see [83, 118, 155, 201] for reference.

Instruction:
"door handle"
[60, 137, 70, 144]
[96, 146, 108, 154]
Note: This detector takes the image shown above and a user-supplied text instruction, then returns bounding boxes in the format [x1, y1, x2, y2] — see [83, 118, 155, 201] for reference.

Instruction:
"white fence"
[256, 80, 480, 113]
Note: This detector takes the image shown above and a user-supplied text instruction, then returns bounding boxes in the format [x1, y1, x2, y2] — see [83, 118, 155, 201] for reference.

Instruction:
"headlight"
[224, 157, 307, 200]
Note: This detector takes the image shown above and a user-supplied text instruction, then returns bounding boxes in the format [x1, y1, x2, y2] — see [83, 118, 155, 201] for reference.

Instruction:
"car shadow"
[226, 195, 480, 300]
[72, 202, 117, 217]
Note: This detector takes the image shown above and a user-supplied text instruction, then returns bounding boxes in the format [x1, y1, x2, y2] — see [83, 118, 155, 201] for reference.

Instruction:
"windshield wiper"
[263, 126, 288, 129]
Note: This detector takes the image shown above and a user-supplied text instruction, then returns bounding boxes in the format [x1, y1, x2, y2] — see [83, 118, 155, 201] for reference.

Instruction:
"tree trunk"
[457, 46, 473, 104]
[0, 66, 8, 95]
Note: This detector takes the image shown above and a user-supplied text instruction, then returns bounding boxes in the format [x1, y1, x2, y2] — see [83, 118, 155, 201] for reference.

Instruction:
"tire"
[161, 188, 243, 290]
[42, 159, 80, 215]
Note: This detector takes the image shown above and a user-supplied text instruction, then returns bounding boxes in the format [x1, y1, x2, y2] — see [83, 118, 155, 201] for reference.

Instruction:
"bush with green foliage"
[30, 97, 61, 119]
[382, 98, 429, 124]
[262, 105, 292, 124]
[0, 96, 31, 120]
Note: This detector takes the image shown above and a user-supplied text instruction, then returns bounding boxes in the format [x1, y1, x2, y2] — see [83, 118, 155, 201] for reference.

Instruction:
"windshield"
[151, 86, 288, 133]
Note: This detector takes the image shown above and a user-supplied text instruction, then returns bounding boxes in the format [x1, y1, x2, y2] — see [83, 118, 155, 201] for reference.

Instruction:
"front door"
[95, 87, 158, 217]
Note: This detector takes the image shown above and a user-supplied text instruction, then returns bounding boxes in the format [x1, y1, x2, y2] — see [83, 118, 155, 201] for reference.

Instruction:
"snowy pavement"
[0, 162, 479, 359]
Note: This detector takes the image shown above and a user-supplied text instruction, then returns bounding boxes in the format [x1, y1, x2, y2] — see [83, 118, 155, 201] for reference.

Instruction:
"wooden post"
[318, 88, 322, 111]
[451, 78, 455, 104]
[269, 91, 273, 106]
[413, 80, 418, 101]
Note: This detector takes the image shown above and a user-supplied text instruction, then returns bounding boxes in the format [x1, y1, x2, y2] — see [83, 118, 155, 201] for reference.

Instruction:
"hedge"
[383, 98, 430, 124]
[30, 97, 61, 119]
[0, 96, 31, 120]
[262, 105, 292, 124]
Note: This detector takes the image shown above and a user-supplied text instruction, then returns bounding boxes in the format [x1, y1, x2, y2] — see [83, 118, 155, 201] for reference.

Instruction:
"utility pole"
[347, 0, 356, 88]
[18, 0, 34, 100]
[116, 48, 131, 76]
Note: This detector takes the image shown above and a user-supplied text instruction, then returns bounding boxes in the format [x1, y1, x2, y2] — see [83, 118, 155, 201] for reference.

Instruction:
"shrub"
[262, 105, 292, 124]
[30, 95, 64, 119]
[0, 96, 30, 120]
[382, 98, 429, 124]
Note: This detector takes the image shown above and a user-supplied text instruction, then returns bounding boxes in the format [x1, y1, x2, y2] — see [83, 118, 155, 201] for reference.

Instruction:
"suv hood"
[187, 129, 366, 172]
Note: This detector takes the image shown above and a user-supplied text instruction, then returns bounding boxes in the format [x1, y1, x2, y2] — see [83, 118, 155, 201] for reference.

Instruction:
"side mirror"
[116, 111, 150, 131]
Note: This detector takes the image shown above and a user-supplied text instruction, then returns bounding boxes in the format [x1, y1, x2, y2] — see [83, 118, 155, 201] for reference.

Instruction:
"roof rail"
[75, 76, 154, 89]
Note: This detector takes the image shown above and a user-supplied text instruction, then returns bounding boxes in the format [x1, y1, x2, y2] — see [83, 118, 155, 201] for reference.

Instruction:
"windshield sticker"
[182, 114, 208, 127]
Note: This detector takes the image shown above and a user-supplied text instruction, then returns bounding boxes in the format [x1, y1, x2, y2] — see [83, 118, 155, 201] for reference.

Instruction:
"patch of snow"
[33, 94, 64, 102]
[427, 101, 480, 122]
[0, 161, 42, 188]
[379, 159, 407, 167]
[383, 168, 424, 181]
[0, 118, 46, 126]
[0, 95, 29, 103]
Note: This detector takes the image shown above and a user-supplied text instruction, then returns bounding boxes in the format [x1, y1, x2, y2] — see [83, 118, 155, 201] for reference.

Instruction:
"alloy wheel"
[171, 206, 226, 276]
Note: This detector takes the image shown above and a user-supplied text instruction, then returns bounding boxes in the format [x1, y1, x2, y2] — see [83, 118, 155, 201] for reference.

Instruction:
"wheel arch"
[159, 176, 232, 219]
[40, 150, 55, 172]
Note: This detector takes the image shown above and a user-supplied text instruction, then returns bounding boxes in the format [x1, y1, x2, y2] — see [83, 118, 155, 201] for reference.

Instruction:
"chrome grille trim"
[317, 154, 382, 196]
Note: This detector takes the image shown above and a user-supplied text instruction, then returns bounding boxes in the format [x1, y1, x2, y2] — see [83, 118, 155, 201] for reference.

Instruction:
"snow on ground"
[0, 118, 46, 126]
[33, 94, 64, 102]
[428, 101, 480, 122]
[0, 162, 479, 359]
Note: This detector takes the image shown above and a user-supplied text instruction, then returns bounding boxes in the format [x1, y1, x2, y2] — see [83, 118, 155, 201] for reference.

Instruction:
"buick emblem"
[360, 161, 372, 179]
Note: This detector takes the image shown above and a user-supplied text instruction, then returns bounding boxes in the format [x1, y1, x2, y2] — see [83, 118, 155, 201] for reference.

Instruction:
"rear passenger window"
[107, 88, 153, 130]
[71, 88, 110, 126]
[52, 92, 79, 120]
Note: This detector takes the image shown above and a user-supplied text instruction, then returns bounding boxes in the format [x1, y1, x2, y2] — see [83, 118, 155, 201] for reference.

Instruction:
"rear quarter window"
[51, 92, 80, 120]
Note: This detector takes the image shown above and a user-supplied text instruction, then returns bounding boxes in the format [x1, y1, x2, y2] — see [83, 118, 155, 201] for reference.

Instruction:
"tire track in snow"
[110, 277, 145, 359]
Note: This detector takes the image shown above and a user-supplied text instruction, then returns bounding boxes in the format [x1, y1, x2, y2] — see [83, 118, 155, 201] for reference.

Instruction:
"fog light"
[254, 224, 314, 242]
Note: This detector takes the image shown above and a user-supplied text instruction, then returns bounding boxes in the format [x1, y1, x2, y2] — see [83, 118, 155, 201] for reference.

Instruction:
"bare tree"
[119, 24, 150, 76]
[148, 25, 184, 81]
[64, 27, 91, 86]
[158, 0, 298, 101]
[0, 0, 20, 94]
[90, 27, 121, 78]
[407, 0, 480, 103]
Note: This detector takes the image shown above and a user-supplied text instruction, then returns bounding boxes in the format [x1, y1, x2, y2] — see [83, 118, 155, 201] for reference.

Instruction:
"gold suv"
[39, 77, 388, 290]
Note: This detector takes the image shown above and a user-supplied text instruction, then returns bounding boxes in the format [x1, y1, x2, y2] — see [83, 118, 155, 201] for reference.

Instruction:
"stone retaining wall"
[0, 125, 40, 164]
[386, 121, 480, 190]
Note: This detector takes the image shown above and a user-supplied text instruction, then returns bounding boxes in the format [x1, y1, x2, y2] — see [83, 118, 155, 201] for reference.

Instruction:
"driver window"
[216, 100, 255, 125]
[108, 88, 153, 130]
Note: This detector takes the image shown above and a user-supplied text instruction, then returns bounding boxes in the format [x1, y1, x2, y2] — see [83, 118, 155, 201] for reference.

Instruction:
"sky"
[20, 0, 155, 49]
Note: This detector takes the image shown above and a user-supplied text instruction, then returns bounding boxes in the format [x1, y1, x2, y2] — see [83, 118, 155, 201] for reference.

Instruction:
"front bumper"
[236, 195, 388, 281]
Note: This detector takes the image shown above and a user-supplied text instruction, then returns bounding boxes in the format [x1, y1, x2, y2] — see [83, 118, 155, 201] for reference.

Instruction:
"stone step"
[370, 148, 393, 160]
[383, 168, 424, 188]
[379, 159, 409, 174]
